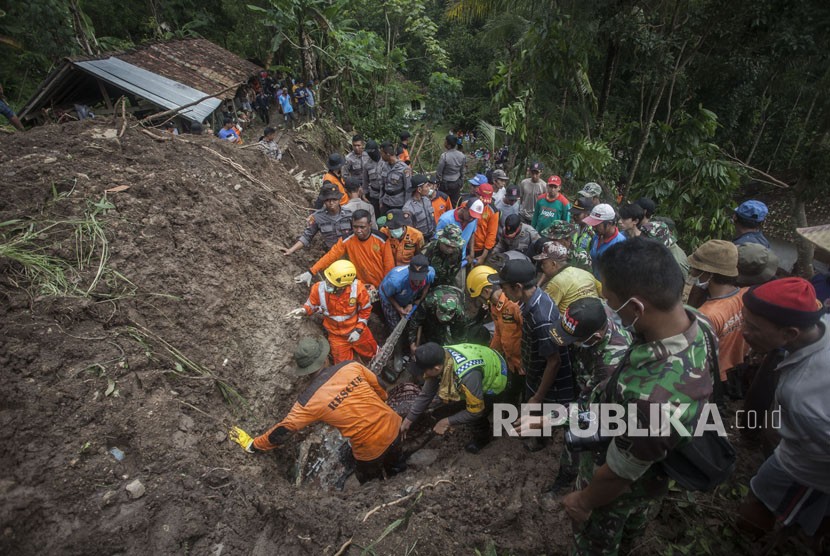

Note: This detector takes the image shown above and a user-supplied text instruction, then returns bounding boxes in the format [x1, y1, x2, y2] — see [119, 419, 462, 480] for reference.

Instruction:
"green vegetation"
[1, 1, 827, 257]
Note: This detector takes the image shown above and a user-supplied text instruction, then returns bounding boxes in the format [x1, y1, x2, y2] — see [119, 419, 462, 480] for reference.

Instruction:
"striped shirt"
[521, 288, 574, 403]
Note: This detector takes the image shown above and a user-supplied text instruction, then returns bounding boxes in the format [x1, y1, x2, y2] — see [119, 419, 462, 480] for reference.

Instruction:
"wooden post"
[97, 79, 113, 110]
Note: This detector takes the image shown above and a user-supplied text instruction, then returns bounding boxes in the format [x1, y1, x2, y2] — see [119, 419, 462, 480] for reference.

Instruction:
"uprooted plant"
[0, 194, 131, 299]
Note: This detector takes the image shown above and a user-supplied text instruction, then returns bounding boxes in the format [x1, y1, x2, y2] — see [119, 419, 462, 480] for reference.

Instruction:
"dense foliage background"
[1, 0, 828, 266]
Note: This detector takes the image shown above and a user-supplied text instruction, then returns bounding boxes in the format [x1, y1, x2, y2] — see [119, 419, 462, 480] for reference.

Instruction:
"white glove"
[285, 308, 306, 319]
[366, 285, 380, 303]
[294, 271, 313, 286]
[347, 329, 362, 343]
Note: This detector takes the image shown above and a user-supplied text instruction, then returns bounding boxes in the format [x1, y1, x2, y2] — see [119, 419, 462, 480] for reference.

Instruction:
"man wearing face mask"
[687, 240, 750, 388]
[286, 260, 378, 363]
[380, 209, 424, 266]
[561, 237, 715, 556]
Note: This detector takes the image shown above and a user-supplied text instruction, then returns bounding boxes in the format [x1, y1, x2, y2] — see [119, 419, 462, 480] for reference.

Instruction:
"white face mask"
[609, 297, 642, 333]
[390, 228, 405, 239]
[691, 271, 710, 290]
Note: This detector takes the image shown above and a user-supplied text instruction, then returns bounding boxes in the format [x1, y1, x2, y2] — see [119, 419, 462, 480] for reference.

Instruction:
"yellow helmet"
[466, 265, 497, 298]
[324, 260, 357, 288]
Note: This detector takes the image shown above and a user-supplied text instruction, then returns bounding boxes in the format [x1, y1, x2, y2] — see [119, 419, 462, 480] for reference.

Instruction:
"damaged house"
[19, 38, 262, 132]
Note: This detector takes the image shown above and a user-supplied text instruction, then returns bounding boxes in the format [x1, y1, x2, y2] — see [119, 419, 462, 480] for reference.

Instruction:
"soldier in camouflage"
[541, 220, 592, 272]
[561, 238, 715, 556]
[421, 224, 464, 287]
[570, 198, 596, 271]
[407, 285, 469, 352]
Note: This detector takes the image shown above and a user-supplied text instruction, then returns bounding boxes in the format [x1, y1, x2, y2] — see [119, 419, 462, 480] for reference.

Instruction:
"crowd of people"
[227, 130, 830, 554]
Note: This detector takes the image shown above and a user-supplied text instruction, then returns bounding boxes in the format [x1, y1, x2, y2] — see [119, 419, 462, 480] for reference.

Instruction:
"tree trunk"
[596, 41, 618, 133]
[623, 79, 667, 199]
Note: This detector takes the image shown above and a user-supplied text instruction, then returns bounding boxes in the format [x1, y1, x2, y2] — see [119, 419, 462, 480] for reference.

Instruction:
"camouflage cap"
[436, 224, 464, 249]
[541, 220, 577, 240]
[642, 220, 676, 247]
[430, 286, 464, 322]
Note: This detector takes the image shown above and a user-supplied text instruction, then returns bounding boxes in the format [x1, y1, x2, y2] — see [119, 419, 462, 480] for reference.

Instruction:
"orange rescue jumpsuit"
[309, 231, 395, 289]
[431, 191, 453, 224]
[252, 361, 401, 461]
[380, 225, 424, 266]
[304, 279, 377, 363]
[489, 291, 523, 374]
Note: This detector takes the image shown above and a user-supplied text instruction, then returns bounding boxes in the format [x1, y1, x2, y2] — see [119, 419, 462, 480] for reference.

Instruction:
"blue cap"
[468, 174, 488, 186]
[734, 200, 768, 223]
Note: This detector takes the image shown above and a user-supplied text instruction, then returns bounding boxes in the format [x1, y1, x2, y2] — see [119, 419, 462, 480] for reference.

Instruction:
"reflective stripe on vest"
[317, 280, 360, 322]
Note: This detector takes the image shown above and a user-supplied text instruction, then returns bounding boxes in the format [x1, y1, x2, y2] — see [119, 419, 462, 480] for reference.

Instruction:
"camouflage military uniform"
[543, 221, 592, 272]
[571, 225, 595, 273]
[640, 221, 689, 278]
[570, 305, 633, 397]
[408, 285, 468, 346]
[571, 310, 715, 556]
[421, 225, 464, 287]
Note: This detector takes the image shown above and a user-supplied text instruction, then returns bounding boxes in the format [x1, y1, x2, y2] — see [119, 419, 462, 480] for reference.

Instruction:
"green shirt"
[531, 195, 571, 232]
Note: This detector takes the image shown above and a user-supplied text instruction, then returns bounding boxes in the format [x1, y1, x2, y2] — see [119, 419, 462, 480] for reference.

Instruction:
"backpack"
[605, 318, 736, 491]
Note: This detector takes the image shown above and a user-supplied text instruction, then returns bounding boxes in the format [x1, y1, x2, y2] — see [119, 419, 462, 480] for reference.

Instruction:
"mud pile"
[0, 120, 771, 555]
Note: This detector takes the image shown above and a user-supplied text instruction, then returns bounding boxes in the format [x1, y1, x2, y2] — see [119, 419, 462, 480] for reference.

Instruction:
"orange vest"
[380, 226, 424, 266]
[474, 205, 500, 251]
[489, 291, 523, 373]
[304, 280, 372, 336]
[324, 172, 349, 205]
[431, 192, 453, 223]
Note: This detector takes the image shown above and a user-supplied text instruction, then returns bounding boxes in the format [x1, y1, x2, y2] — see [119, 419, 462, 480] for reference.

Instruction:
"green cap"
[429, 286, 464, 322]
[541, 221, 576, 240]
[291, 337, 330, 376]
[436, 224, 464, 249]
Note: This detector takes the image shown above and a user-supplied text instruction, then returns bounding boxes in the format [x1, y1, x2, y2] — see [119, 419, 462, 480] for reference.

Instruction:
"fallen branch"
[137, 82, 243, 125]
[140, 128, 173, 142]
[118, 97, 128, 138]
[719, 148, 791, 189]
[361, 479, 453, 522]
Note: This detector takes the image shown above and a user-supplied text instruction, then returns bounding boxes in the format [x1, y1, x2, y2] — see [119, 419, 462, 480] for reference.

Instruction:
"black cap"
[384, 209, 410, 230]
[319, 182, 341, 201]
[366, 140, 379, 151]
[549, 297, 608, 346]
[571, 197, 595, 213]
[529, 161, 544, 172]
[504, 213, 522, 235]
[344, 176, 362, 192]
[409, 253, 430, 283]
[326, 153, 344, 171]
[488, 258, 536, 286]
[504, 186, 520, 200]
[400, 131, 411, 140]
[410, 342, 445, 378]
[411, 174, 429, 189]
[635, 197, 656, 217]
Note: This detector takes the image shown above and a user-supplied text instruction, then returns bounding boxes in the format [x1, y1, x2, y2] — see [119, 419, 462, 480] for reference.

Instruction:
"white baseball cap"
[582, 203, 616, 226]
[468, 199, 485, 219]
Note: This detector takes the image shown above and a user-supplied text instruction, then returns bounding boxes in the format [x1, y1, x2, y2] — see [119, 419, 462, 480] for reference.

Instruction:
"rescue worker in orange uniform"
[427, 175, 453, 224]
[229, 337, 405, 484]
[469, 179, 500, 266]
[323, 152, 349, 205]
[286, 260, 377, 364]
[380, 209, 424, 266]
[466, 265, 524, 405]
[295, 209, 395, 290]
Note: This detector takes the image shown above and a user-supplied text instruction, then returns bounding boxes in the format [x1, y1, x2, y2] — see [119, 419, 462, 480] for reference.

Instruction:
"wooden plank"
[97, 79, 113, 110]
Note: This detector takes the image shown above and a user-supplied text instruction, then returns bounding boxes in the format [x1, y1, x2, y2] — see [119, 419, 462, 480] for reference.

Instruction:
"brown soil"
[0, 120, 806, 556]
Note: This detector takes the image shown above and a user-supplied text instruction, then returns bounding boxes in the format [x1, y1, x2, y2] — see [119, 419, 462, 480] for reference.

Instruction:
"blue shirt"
[435, 210, 478, 260]
[590, 228, 626, 278]
[733, 230, 770, 249]
[218, 127, 238, 141]
[279, 94, 293, 114]
[379, 265, 435, 306]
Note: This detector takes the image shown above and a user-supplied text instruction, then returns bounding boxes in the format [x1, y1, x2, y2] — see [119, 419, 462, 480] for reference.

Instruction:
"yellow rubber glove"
[229, 426, 255, 453]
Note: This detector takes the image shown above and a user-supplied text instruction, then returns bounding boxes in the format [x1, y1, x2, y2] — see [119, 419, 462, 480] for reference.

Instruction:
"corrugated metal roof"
[76, 57, 221, 123]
